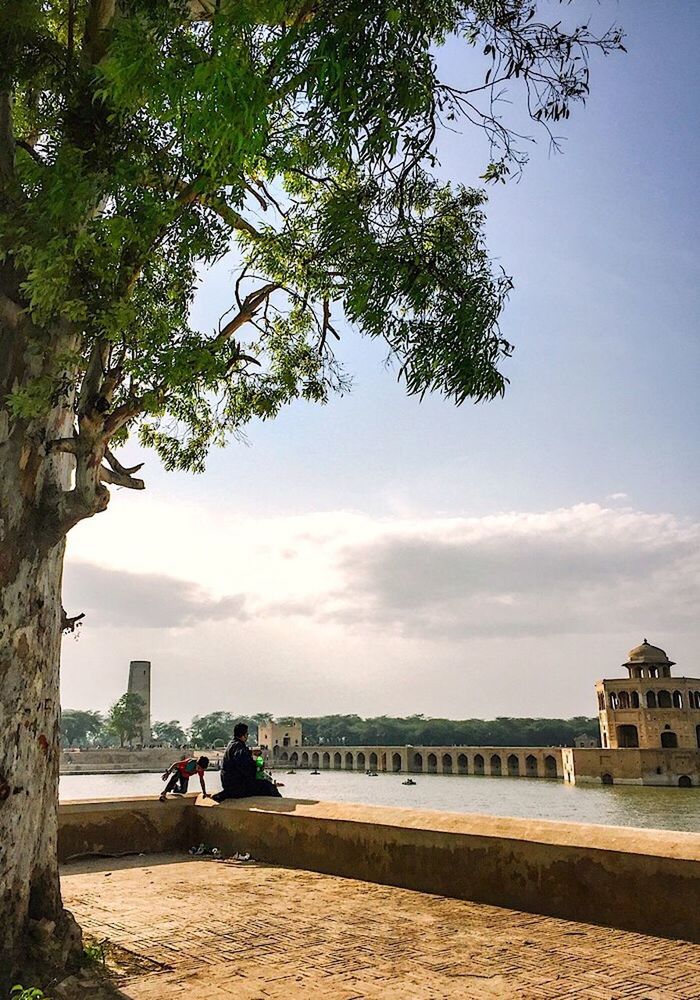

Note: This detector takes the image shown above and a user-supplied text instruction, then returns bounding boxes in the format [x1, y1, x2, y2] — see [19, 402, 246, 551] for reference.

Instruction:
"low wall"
[60, 748, 222, 775]
[58, 796, 700, 942]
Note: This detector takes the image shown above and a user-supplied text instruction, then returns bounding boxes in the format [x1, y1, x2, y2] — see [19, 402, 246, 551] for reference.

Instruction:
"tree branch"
[99, 464, 145, 489]
[104, 447, 144, 477]
[212, 283, 278, 350]
[0, 91, 15, 188]
[83, 0, 116, 66]
[61, 608, 85, 633]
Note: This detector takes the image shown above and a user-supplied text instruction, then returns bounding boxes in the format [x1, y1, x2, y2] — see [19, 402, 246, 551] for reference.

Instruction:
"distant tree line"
[61, 708, 598, 749]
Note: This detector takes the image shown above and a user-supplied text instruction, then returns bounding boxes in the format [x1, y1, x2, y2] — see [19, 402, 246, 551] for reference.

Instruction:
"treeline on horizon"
[60, 709, 600, 749]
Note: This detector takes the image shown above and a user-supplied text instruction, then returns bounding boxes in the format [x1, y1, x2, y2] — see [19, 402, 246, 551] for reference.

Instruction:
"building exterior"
[258, 720, 303, 755]
[596, 640, 700, 750]
[127, 660, 152, 745]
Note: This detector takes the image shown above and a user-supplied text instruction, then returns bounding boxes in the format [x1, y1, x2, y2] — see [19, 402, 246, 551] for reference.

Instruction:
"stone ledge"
[58, 796, 700, 942]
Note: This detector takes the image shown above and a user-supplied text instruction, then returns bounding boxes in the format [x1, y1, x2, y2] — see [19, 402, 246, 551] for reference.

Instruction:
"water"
[59, 770, 700, 833]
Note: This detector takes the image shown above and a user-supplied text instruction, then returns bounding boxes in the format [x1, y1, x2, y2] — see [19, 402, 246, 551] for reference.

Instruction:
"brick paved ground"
[61, 854, 700, 1000]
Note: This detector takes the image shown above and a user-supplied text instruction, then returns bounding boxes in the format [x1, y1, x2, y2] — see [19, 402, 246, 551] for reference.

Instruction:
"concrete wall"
[58, 796, 700, 943]
[563, 747, 700, 786]
[60, 748, 222, 774]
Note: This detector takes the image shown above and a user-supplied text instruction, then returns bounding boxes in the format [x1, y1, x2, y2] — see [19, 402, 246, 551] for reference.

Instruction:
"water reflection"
[59, 770, 700, 832]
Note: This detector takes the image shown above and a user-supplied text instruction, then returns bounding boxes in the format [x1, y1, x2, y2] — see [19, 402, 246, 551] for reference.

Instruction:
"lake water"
[59, 769, 700, 833]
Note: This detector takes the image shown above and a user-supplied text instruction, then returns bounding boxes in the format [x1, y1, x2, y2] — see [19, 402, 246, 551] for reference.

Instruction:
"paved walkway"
[61, 854, 700, 999]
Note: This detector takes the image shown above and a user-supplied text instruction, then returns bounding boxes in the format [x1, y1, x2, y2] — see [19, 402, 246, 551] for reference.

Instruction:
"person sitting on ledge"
[159, 755, 210, 801]
[212, 723, 281, 802]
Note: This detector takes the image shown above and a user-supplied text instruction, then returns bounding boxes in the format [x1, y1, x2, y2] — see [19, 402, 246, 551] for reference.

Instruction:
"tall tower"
[127, 660, 152, 745]
[596, 641, 700, 750]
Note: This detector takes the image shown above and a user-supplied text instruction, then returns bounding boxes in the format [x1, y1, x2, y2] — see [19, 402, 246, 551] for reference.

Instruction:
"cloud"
[63, 562, 249, 629]
[261, 504, 700, 641]
[64, 503, 700, 645]
[606, 492, 629, 501]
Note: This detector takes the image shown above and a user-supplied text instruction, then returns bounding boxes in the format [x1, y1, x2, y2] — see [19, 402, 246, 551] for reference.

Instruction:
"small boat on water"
[286, 769, 296, 774]
[310, 769, 321, 775]
[367, 771, 379, 776]
[402, 778, 416, 786]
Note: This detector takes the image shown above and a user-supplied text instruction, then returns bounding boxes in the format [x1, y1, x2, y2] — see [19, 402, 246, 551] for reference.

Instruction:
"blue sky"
[62, 1, 700, 725]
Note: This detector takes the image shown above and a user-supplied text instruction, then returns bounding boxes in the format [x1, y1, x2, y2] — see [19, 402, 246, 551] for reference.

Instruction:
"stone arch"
[525, 754, 538, 777]
[311, 752, 319, 768]
[457, 753, 468, 774]
[544, 754, 558, 778]
[333, 752, 342, 768]
[442, 753, 453, 774]
[601, 772, 614, 785]
[694, 691, 700, 709]
[369, 752, 378, 770]
[427, 753, 438, 774]
[678, 775, 692, 788]
[280, 751, 289, 763]
[290, 751, 298, 766]
[646, 690, 657, 709]
[412, 752, 423, 773]
[618, 691, 630, 709]
[630, 691, 640, 709]
[356, 751, 366, 770]
[474, 753, 485, 775]
[661, 731, 678, 748]
[609, 692, 619, 710]
[345, 752, 354, 770]
[301, 751, 309, 767]
[672, 690, 683, 709]
[616, 724, 639, 748]
[490, 754, 502, 776]
[322, 752, 330, 769]
[657, 690, 672, 708]
[507, 754, 520, 777]
[392, 752, 402, 773]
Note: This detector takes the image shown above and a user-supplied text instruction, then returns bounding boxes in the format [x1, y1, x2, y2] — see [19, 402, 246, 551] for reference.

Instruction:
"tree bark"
[0, 308, 83, 986]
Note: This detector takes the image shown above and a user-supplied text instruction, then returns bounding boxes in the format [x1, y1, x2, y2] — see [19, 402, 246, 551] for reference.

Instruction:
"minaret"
[127, 660, 151, 745]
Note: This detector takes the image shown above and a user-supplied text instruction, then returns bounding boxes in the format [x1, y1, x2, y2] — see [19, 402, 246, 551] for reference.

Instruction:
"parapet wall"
[58, 796, 700, 943]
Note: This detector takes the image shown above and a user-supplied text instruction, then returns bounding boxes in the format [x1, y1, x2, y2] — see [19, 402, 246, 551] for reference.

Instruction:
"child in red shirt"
[159, 755, 210, 800]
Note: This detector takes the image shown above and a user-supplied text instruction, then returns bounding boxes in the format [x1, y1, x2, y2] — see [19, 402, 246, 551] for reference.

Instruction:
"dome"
[623, 639, 674, 666]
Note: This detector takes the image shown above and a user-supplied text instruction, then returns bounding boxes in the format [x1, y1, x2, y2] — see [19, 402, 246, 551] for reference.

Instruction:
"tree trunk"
[0, 311, 84, 986]
[0, 538, 82, 987]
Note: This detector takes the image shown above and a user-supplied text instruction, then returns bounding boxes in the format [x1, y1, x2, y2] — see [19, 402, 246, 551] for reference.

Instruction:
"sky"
[61, 1, 700, 726]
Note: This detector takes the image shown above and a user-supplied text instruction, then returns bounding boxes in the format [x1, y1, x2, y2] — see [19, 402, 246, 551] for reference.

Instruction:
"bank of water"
[59, 769, 700, 833]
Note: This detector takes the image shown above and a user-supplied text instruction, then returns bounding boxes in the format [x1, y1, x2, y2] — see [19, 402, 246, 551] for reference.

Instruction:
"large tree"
[59, 707, 104, 746]
[105, 691, 145, 746]
[0, 0, 623, 983]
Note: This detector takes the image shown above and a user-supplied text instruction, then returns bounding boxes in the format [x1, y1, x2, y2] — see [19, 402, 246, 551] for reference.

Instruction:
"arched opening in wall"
[661, 666, 671, 678]
[301, 752, 309, 767]
[290, 751, 299, 766]
[632, 666, 642, 679]
[280, 752, 289, 763]
[544, 755, 558, 778]
[427, 753, 438, 774]
[490, 754, 502, 776]
[333, 752, 342, 768]
[618, 691, 630, 709]
[412, 752, 423, 773]
[694, 691, 700, 709]
[616, 725, 639, 748]
[457, 753, 468, 774]
[474, 754, 485, 775]
[609, 692, 619, 710]
[678, 775, 692, 788]
[601, 773, 614, 785]
[646, 691, 657, 709]
[660, 731, 678, 748]
[631, 691, 640, 709]
[392, 752, 402, 772]
[322, 752, 330, 769]
[657, 690, 672, 708]
[356, 752, 366, 770]
[369, 752, 378, 770]
[311, 752, 320, 768]
[442, 753, 453, 774]
[525, 754, 538, 777]
[597, 692, 605, 710]
[345, 752, 354, 770]
[649, 667, 658, 678]
[672, 690, 683, 708]
[381, 752, 387, 771]
[507, 754, 520, 776]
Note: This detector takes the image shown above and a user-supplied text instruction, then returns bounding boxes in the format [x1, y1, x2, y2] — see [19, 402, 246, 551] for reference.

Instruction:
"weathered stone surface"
[61, 853, 700, 999]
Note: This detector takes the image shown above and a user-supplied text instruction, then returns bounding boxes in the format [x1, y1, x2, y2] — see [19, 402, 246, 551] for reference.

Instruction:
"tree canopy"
[59, 707, 104, 746]
[105, 691, 146, 746]
[0, 0, 624, 539]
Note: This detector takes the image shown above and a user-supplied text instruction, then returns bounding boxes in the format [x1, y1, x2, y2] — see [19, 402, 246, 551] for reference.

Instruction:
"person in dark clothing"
[212, 723, 281, 802]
